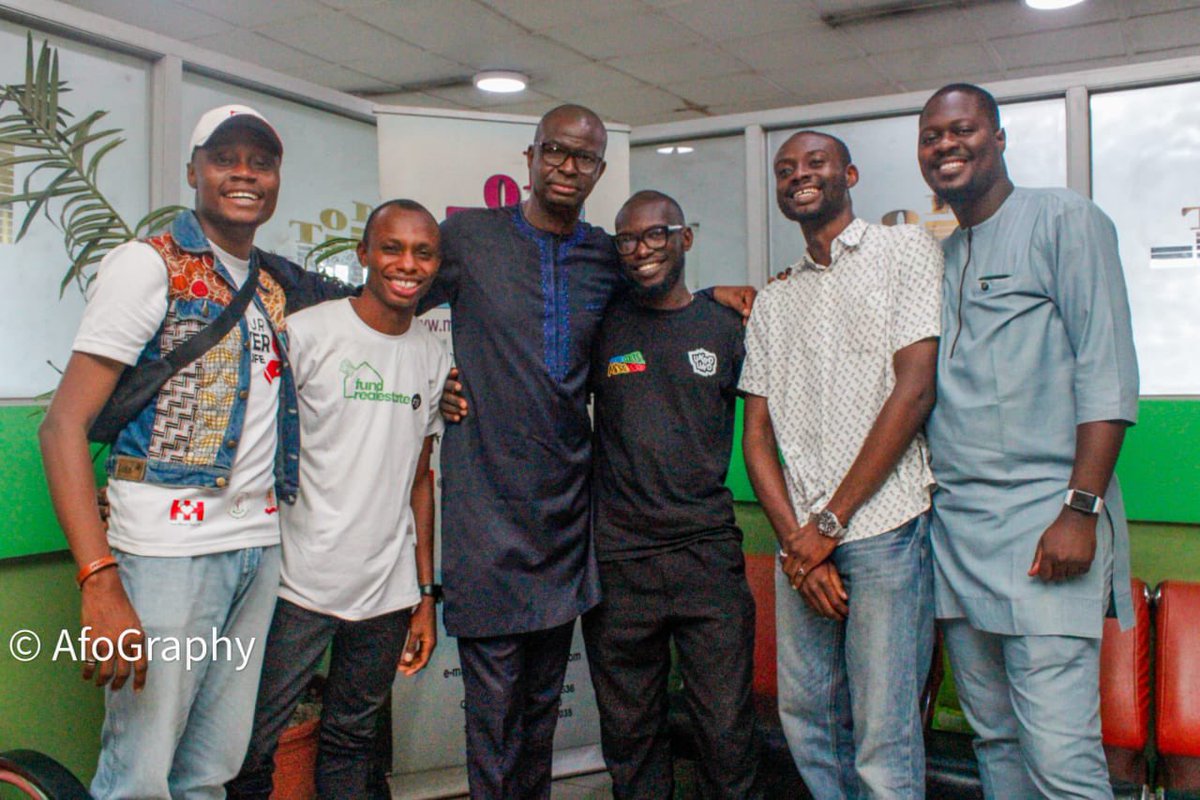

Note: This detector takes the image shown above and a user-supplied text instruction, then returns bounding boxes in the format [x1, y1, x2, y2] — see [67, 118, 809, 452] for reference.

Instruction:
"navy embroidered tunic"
[422, 205, 623, 638]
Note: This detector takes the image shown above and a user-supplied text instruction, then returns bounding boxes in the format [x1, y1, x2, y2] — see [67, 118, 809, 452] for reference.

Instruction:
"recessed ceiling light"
[656, 145, 695, 155]
[1024, 0, 1085, 9]
[473, 71, 528, 93]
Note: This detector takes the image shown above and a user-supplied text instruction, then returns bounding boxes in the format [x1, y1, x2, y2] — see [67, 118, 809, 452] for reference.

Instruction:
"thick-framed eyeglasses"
[613, 225, 685, 256]
[532, 141, 604, 175]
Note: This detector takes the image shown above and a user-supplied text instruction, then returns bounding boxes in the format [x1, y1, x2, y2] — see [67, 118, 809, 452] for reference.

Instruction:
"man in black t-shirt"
[583, 190, 760, 799]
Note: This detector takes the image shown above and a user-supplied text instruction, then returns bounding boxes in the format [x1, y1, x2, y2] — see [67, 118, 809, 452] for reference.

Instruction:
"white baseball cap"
[189, 104, 283, 156]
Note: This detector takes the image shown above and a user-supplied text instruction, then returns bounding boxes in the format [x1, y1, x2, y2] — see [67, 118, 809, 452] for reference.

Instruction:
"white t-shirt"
[73, 240, 282, 556]
[280, 298, 450, 620]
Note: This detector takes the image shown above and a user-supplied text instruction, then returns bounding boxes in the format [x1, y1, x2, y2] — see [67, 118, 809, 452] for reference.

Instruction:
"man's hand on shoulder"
[440, 367, 468, 422]
[1028, 508, 1097, 582]
[712, 285, 757, 323]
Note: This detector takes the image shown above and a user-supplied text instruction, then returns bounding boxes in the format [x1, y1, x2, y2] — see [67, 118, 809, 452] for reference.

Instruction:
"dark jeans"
[457, 619, 576, 800]
[582, 538, 761, 800]
[226, 598, 409, 800]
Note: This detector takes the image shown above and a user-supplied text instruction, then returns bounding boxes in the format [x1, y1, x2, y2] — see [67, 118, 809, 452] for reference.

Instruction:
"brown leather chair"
[1155, 580, 1200, 796]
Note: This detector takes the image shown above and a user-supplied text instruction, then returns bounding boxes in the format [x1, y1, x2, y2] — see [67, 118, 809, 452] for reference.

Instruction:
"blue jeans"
[776, 513, 934, 800]
[90, 546, 281, 800]
[942, 621, 1112, 800]
[226, 598, 410, 800]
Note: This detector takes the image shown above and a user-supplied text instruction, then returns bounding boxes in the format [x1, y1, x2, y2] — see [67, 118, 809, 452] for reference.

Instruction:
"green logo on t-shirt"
[340, 360, 417, 406]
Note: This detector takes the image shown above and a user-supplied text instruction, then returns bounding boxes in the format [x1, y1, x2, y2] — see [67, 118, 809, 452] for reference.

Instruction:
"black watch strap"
[419, 583, 443, 602]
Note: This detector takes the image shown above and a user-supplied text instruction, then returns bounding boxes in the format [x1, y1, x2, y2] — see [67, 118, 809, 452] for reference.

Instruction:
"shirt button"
[980, 281, 990, 291]
[289, 454, 299, 461]
[243, 340, 250, 350]
[215, 477, 228, 488]
[239, 389, 249, 400]
[288, 407, 297, 415]
[226, 438, 238, 448]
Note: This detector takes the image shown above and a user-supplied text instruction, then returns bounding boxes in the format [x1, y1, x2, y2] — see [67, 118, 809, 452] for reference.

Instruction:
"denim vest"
[106, 210, 301, 504]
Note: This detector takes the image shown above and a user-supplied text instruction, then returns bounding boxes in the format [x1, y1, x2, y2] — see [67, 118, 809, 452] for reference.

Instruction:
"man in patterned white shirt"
[740, 130, 944, 799]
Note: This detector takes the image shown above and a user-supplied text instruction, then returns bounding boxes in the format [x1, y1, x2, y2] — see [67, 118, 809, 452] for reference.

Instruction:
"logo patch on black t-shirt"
[688, 348, 717, 377]
[607, 351, 647, 377]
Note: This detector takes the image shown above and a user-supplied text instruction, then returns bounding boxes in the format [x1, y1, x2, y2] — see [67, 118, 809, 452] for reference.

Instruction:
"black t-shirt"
[590, 292, 745, 561]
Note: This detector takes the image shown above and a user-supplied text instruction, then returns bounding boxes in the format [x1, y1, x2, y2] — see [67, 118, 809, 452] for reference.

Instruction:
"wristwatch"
[419, 583, 443, 603]
[1064, 489, 1104, 516]
[813, 509, 846, 540]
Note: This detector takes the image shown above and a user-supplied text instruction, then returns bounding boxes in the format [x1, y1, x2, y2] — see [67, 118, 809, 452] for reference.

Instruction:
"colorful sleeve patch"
[607, 350, 646, 377]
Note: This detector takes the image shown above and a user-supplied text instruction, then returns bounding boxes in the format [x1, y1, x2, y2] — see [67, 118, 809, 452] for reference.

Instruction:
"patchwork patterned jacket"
[106, 210, 302, 503]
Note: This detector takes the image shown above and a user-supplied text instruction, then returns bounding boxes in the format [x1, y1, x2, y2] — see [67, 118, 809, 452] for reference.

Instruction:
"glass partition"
[181, 73, 379, 284]
[766, 98, 1067, 271]
[0, 20, 151, 397]
[631, 134, 748, 288]
[1092, 81, 1200, 395]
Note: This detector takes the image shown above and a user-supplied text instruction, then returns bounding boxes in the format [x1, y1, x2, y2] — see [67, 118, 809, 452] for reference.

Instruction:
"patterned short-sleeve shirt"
[739, 218, 943, 543]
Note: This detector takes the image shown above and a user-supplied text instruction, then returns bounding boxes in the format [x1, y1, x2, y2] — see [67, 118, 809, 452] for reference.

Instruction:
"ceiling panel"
[535, 62, 646, 98]
[188, 29, 334, 74]
[720, 25, 861, 72]
[256, 10, 404, 63]
[661, 0, 822, 41]
[480, 0, 647, 32]
[179, 0, 329, 27]
[993, 21, 1126, 70]
[338, 43, 464, 86]
[672, 72, 792, 106]
[45, 0, 1200, 126]
[842, 8, 978, 55]
[607, 46, 750, 85]
[346, 0, 529, 55]
[63, 0, 233, 40]
[765, 57, 894, 103]
[546, 12, 705, 60]
[1125, 7, 1200, 53]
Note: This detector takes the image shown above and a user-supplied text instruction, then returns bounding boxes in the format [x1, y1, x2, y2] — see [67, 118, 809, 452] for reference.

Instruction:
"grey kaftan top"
[928, 187, 1139, 637]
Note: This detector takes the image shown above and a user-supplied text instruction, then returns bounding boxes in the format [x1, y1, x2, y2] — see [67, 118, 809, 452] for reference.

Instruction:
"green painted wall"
[0, 406, 106, 560]
[730, 397, 1200, 525]
[1115, 399, 1200, 523]
[0, 397, 1197, 773]
[0, 552, 106, 782]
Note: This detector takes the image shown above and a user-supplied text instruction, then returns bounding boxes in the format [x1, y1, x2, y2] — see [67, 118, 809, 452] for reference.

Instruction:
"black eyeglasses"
[531, 141, 604, 175]
[613, 225, 685, 256]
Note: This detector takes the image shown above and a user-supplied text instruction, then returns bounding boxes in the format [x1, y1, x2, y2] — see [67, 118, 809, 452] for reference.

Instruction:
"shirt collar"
[169, 208, 256, 287]
[170, 209, 213, 254]
[798, 217, 868, 273]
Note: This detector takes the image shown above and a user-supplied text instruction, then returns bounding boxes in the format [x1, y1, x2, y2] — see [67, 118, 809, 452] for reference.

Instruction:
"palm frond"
[305, 236, 360, 270]
[0, 35, 179, 296]
[133, 204, 189, 237]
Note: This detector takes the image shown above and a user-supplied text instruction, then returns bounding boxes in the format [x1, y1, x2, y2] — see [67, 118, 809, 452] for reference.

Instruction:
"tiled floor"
[548, 769, 614, 799]
[440, 769, 614, 800]
[444, 762, 708, 799]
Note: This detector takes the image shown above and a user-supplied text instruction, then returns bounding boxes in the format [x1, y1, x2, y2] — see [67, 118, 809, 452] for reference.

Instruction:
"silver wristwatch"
[1064, 489, 1104, 515]
[813, 509, 846, 540]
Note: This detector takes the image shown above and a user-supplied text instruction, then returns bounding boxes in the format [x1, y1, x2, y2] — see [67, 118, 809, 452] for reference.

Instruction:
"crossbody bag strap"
[161, 254, 261, 369]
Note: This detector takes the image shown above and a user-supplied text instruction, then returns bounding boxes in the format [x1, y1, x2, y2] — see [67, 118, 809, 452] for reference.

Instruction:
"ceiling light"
[656, 145, 695, 155]
[473, 71, 528, 93]
[1024, 0, 1085, 9]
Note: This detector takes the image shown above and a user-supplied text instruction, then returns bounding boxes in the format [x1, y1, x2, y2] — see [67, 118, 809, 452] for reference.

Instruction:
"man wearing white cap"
[40, 105, 337, 798]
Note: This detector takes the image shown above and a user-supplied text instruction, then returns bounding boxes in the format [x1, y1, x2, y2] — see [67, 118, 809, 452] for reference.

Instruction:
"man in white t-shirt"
[227, 199, 450, 799]
[40, 106, 297, 798]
